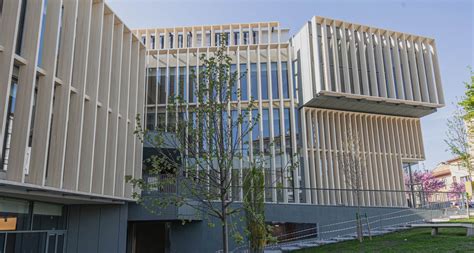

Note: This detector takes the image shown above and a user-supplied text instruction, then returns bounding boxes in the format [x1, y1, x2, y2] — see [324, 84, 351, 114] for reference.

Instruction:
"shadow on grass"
[296, 227, 474, 253]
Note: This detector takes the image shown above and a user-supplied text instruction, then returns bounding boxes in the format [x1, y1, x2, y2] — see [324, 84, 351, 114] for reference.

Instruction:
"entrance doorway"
[128, 222, 170, 253]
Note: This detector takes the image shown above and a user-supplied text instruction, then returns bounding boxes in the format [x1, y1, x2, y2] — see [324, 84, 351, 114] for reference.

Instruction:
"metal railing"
[139, 175, 464, 208]
[0, 230, 67, 253]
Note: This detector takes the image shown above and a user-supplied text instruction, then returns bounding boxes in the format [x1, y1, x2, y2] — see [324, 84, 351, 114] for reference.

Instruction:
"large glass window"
[178, 67, 186, 102]
[0, 0, 3, 17]
[231, 110, 238, 148]
[215, 32, 221, 46]
[0, 198, 66, 253]
[271, 62, 279, 99]
[168, 67, 176, 99]
[189, 66, 197, 103]
[206, 32, 211, 47]
[252, 109, 260, 156]
[243, 31, 249, 45]
[168, 112, 176, 132]
[282, 62, 290, 99]
[15, 0, 28, 55]
[38, 0, 48, 67]
[262, 109, 270, 140]
[32, 202, 65, 230]
[284, 108, 291, 151]
[224, 32, 230, 46]
[261, 63, 268, 100]
[150, 35, 155, 49]
[240, 64, 248, 100]
[169, 33, 174, 48]
[230, 64, 237, 101]
[146, 109, 155, 130]
[0, 197, 29, 231]
[273, 108, 281, 152]
[159, 35, 164, 49]
[262, 110, 271, 159]
[234, 32, 240, 45]
[241, 109, 250, 158]
[178, 34, 183, 48]
[187, 32, 192, 47]
[147, 68, 157, 104]
[157, 113, 165, 131]
[158, 67, 167, 104]
[252, 31, 258, 44]
[250, 63, 258, 100]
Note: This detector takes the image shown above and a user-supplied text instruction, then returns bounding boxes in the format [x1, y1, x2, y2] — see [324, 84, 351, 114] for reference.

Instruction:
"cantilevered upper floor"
[134, 22, 291, 50]
[291, 16, 444, 117]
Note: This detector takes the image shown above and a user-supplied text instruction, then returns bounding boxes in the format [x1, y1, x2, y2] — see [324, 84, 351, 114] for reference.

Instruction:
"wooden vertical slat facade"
[0, 0, 145, 201]
[134, 16, 443, 207]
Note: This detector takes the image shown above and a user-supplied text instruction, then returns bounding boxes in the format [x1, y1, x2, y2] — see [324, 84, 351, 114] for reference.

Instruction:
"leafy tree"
[459, 68, 474, 120]
[128, 37, 296, 252]
[243, 167, 276, 253]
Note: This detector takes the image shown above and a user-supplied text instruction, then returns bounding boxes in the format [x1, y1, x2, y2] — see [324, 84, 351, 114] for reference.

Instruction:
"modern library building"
[0, 0, 444, 252]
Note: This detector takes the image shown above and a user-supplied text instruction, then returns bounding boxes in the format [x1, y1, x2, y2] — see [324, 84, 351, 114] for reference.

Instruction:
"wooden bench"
[411, 223, 474, 237]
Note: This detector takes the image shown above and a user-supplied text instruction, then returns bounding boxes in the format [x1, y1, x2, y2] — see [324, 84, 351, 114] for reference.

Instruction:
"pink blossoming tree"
[404, 170, 446, 197]
[448, 182, 466, 199]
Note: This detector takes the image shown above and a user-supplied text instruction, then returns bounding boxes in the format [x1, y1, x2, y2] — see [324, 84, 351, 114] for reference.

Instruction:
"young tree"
[243, 167, 267, 253]
[445, 106, 473, 184]
[337, 132, 364, 242]
[129, 40, 257, 252]
[128, 37, 296, 252]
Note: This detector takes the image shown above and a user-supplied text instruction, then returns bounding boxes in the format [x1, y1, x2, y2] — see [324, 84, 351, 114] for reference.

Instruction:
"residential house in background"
[432, 157, 471, 202]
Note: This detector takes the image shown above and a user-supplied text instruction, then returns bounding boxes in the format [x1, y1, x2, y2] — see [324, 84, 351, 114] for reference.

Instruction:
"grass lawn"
[296, 218, 474, 253]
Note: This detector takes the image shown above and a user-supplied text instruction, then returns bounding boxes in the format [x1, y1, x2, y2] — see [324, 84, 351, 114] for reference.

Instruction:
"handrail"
[0, 230, 67, 234]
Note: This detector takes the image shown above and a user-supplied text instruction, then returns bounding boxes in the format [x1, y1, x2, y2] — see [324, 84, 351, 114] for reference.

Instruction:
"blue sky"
[108, 0, 473, 171]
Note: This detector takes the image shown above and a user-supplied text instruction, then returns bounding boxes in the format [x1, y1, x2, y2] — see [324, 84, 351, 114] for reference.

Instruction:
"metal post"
[365, 213, 372, 240]
[408, 164, 416, 208]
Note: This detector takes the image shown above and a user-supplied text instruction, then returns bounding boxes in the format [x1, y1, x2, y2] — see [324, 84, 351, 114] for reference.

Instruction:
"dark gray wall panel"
[66, 203, 128, 253]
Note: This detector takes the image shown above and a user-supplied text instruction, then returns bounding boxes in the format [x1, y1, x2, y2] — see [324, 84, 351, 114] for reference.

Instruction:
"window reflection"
[261, 63, 268, 100]
[158, 68, 167, 104]
[271, 62, 279, 99]
[240, 64, 248, 100]
[250, 63, 258, 100]
[147, 68, 157, 104]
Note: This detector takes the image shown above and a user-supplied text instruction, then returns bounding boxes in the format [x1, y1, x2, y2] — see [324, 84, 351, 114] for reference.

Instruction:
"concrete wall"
[129, 202, 442, 252]
[66, 203, 128, 253]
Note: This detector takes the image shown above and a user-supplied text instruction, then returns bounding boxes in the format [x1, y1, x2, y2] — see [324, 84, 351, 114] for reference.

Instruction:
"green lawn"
[296, 219, 474, 253]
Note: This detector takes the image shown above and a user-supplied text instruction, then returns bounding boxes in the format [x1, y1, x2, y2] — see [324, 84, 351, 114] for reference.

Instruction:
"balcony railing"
[139, 174, 465, 209]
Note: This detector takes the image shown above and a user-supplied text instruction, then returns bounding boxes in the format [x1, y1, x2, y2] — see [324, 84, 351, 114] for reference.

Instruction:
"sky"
[107, 0, 474, 171]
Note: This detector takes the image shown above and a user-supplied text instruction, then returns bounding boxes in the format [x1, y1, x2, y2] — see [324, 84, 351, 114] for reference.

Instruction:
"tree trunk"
[222, 200, 229, 253]
[357, 190, 363, 243]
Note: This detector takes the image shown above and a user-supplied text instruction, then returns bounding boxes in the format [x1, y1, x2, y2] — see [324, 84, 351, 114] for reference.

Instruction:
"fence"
[259, 195, 470, 252]
[140, 174, 464, 208]
[0, 230, 67, 253]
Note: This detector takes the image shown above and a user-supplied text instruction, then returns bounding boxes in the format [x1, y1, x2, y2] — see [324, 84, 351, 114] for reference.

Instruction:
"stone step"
[264, 250, 282, 253]
[371, 230, 391, 235]
[383, 227, 400, 231]
[280, 246, 301, 252]
[314, 239, 338, 244]
[295, 242, 320, 248]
